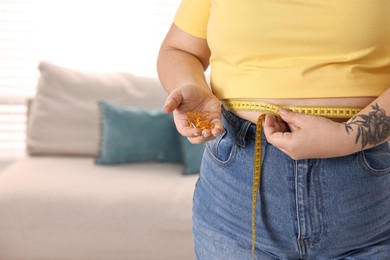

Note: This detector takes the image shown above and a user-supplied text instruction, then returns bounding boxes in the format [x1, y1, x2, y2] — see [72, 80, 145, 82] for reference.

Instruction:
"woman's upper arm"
[160, 23, 211, 69]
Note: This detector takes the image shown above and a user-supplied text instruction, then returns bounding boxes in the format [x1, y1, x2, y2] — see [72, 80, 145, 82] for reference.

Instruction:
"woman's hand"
[263, 108, 352, 160]
[163, 84, 224, 144]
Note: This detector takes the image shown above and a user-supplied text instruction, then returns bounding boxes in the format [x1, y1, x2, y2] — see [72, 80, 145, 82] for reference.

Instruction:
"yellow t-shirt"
[174, 0, 390, 99]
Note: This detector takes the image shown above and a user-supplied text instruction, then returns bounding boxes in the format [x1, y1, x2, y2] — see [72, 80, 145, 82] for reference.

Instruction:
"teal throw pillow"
[179, 136, 205, 175]
[96, 101, 182, 164]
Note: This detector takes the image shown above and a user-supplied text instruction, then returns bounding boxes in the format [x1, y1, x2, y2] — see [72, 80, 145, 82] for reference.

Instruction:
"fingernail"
[279, 108, 289, 116]
[163, 102, 171, 113]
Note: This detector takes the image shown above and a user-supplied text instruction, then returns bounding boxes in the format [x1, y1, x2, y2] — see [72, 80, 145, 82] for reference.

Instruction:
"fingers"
[211, 118, 223, 137]
[263, 114, 292, 145]
[185, 130, 217, 144]
[263, 114, 277, 135]
[279, 108, 307, 127]
[187, 134, 214, 144]
[172, 113, 224, 144]
[184, 118, 224, 144]
[163, 90, 182, 113]
[278, 108, 313, 133]
[162, 87, 224, 144]
[263, 114, 289, 134]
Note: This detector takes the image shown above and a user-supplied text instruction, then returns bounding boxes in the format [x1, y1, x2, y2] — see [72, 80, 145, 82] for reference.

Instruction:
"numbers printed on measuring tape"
[223, 99, 361, 118]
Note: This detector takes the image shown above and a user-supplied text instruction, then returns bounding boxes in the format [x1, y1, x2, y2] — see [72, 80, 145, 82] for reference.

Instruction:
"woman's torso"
[174, 0, 390, 120]
[206, 0, 390, 101]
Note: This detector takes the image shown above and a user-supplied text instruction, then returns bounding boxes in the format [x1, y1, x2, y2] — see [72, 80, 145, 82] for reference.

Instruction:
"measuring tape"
[223, 99, 362, 118]
[222, 99, 361, 259]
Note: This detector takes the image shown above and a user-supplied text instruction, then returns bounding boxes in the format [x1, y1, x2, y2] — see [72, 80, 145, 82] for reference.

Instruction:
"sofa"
[0, 62, 200, 260]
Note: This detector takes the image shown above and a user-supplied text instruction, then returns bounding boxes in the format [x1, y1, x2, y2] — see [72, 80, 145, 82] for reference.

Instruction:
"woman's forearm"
[343, 87, 390, 151]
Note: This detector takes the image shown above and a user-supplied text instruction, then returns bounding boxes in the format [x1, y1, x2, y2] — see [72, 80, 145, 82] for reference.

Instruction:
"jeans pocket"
[206, 129, 237, 165]
[358, 142, 390, 176]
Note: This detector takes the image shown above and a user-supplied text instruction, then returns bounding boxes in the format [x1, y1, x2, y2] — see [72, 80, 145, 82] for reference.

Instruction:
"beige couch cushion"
[0, 157, 197, 260]
[27, 62, 167, 156]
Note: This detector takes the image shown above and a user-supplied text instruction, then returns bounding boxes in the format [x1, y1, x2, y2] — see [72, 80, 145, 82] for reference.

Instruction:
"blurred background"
[0, 0, 180, 167]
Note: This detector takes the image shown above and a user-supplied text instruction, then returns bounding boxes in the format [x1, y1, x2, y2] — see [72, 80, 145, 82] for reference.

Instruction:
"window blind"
[0, 0, 180, 160]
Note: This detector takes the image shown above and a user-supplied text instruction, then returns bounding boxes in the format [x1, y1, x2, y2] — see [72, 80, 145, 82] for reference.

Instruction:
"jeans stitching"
[205, 130, 238, 166]
[358, 150, 390, 176]
[294, 160, 305, 259]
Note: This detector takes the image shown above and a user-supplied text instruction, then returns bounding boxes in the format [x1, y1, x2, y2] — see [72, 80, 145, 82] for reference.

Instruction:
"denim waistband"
[222, 106, 259, 143]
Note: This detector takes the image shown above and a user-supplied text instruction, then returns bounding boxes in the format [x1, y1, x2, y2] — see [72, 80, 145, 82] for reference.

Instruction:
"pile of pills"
[186, 111, 214, 130]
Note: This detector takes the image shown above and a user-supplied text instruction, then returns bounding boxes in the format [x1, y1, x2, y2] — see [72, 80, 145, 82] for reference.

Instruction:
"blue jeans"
[193, 108, 390, 260]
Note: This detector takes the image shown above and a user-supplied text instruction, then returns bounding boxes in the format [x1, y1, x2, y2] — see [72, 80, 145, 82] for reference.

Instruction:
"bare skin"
[158, 24, 390, 160]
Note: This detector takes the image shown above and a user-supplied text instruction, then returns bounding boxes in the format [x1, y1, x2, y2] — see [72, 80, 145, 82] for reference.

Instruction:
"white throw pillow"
[27, 62, 167, 156]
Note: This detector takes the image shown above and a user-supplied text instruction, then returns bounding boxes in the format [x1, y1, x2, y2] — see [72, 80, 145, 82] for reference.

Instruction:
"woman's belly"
[230, 96, 376, 124]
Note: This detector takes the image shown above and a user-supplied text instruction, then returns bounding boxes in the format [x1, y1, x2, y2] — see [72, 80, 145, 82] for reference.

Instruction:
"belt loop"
[236, 120, 252, 147]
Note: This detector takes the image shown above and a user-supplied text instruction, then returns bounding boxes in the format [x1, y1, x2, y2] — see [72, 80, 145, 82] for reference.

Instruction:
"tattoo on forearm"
[343, 103, 390, 149]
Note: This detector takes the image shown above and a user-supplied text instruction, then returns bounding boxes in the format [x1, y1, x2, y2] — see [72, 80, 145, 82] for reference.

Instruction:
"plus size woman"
[157, 1, 390, 259]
